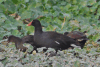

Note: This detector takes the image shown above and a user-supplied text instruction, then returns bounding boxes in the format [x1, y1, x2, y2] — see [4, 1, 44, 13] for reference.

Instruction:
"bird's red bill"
[28, 22, 32, 26]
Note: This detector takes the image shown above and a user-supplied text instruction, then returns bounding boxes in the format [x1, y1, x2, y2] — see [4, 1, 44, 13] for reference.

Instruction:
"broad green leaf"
[25, 0, 29, 2]
[21, 11, 32, 20]
[12, 0, 18, 4]
[12, 30, 19, 35]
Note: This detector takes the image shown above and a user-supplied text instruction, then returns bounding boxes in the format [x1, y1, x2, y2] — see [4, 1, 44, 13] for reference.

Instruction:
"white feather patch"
[55, 41, 60, 44]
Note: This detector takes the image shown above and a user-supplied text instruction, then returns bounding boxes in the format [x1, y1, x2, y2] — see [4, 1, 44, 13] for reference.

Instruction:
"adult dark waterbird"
[27, 19, 77, 52]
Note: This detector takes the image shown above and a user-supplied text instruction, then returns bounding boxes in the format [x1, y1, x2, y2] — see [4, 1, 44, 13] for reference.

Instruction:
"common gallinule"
[22, 35, 36, 53]
[7, 35, 28, 52]
[21, 35, 34, 45]
[27, 19, 77, 52]
[64, 31, 88, 48]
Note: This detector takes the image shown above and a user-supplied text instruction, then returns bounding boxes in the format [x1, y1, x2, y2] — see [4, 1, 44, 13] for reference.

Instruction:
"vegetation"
[0, 0, 100, 66]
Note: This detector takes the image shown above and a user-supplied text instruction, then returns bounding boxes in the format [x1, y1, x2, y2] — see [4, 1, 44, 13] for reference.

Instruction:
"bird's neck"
[34, 25, 43, 33]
